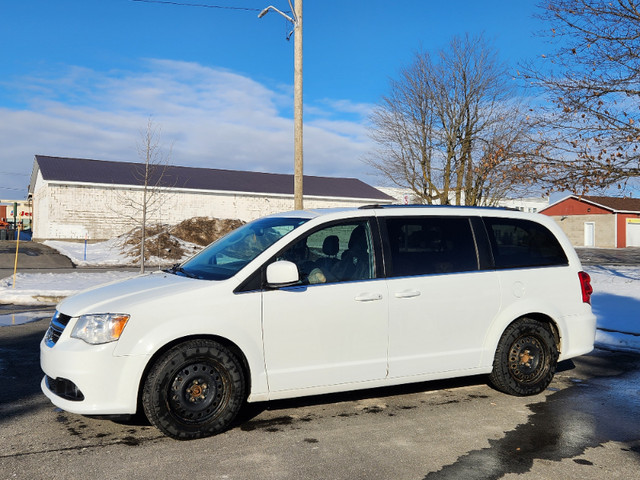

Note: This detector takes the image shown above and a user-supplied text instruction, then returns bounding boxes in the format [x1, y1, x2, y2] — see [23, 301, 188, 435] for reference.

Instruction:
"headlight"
[71, 313, 130, 345]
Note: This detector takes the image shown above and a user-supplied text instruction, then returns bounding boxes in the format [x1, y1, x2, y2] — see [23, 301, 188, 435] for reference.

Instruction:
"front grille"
[44, 311, 71, 347]
[45, 376, 85, 401]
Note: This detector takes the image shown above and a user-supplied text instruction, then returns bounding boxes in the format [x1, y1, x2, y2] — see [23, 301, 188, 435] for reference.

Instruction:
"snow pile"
[44, 238, 132, 266]
[587, 266, 640, 353]
[44, 235, 202, 267]
[42, 217, 244, 267]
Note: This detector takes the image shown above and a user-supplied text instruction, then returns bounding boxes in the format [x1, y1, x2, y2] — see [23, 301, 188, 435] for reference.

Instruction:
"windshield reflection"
[169, 217, 308, 280]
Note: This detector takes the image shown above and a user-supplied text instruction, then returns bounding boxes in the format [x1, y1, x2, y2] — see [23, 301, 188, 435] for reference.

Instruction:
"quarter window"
[385, 217, 478, 277]
[484, 217, 568, 268]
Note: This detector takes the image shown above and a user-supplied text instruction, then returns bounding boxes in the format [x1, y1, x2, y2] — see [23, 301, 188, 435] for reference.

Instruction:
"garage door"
[627, 219, 640, 247]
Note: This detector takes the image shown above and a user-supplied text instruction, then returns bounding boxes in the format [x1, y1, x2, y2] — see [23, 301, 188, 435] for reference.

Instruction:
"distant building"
[540, 195, 640, 248]
[28, 155, 393, 241]
[0, 200, 32, 230]
[377, 187, 548, 212]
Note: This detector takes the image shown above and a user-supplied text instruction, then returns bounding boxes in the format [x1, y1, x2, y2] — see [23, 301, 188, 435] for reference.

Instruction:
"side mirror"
[266, 260, 300, 287]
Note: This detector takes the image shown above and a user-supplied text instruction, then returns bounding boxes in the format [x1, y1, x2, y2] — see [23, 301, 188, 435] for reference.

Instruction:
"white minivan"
[41, 206, 596, 439]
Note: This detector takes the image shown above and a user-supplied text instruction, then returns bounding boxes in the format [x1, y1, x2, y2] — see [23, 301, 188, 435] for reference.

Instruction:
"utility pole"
[259, 1, 303, 210]
[293, 0, 303, 210]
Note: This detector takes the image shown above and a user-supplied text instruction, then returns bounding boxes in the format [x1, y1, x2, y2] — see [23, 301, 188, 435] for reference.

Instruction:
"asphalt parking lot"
[576, 247, 640, 265]
[1, 315, 639, 480]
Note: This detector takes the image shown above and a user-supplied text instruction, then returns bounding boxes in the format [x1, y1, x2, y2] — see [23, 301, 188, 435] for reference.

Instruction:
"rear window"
[385, 217, 478, 276]
[483, 217, 568, 269]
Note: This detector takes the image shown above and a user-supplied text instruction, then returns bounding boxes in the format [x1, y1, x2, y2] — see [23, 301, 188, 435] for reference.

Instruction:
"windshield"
[171, 216, 309, 280]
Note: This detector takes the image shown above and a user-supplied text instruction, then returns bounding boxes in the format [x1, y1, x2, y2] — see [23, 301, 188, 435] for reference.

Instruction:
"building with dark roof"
[29, 155, 393, 240]
[541, 195, 640, 248]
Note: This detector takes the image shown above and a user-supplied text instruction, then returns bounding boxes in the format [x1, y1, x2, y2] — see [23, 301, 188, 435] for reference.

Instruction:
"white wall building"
[377, 187, 548, 212]
[29, 156, 394, 241]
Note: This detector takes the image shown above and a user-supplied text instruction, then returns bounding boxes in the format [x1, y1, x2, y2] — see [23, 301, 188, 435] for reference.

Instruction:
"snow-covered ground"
[44, 236, 202, 267]
[585, 265, 640, 353]
[0, 241, 638, 353]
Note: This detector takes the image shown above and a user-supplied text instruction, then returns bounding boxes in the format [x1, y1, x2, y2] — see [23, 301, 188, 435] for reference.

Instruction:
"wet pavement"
[0, 308, 52, 326]
[423, 351, 640, 479]
[1, 317, 639, 480]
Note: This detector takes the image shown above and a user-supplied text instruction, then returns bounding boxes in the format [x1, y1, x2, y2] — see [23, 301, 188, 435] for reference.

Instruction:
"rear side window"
[484, 217, 568, 269]
[385, 217, 478, 277]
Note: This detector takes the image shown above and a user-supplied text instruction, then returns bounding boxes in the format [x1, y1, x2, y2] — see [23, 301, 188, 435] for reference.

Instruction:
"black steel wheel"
[489, 318, 558, 396]
[142, 339, 245, 440]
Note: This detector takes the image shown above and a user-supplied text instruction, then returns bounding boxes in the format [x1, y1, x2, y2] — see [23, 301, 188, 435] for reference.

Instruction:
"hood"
[56, 271, 211, 316]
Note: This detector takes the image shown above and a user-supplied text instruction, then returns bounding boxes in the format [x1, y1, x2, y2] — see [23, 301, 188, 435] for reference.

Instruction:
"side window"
[276, 220, 376, 284]
[484, 217, 568, 268]
[385, 217, 478, 277]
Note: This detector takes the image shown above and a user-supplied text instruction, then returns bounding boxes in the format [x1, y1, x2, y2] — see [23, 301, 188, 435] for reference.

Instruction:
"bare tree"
[367, 35, 537, 205]
[119, 119, 173, 273]
[523, 0, 640, 193]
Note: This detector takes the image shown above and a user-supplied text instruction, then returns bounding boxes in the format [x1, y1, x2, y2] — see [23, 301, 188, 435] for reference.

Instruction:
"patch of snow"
[44, 236, 202, 267]
[0, 271, 138, 306]
[44, 238, 131, 266]
[587, 266, 640, 353]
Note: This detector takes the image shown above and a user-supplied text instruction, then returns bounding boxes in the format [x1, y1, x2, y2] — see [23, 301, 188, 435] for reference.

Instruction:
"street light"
[258, 5, 294, 23]
[259, 0, 303, 210]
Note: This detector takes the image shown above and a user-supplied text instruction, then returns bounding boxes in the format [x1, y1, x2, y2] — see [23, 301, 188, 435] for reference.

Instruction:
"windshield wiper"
[164, 264, 201, 279]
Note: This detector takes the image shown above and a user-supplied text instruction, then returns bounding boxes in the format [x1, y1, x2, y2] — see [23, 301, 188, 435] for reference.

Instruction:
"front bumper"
[40, 333, 149, 416]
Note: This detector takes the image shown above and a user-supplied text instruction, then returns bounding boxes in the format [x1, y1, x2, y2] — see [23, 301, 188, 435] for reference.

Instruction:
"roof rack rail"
[358, 204, 517, 211]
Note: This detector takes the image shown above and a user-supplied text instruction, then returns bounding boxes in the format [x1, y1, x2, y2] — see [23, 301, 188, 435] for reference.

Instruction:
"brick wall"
[32, 181, 386, 241]
[548, 214, 616, 248]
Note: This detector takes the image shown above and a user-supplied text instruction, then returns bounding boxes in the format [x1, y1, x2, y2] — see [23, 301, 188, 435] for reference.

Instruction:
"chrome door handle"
[354, 293, 383, 302]
[394, 290, 421, 299]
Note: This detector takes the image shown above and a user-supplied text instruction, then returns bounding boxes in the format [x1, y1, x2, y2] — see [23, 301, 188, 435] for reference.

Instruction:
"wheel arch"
[516, 312, 561, 351]
[484, 311, 562, 366]
[135, 334, 252, 414]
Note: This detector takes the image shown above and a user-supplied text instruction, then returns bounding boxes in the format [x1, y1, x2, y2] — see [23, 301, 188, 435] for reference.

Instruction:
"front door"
[262, 219, 388, 393]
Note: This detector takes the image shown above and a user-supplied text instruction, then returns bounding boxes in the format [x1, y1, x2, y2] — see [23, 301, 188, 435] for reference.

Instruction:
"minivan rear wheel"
[489, 318, 558, 396]
[142, 339, 245, 440]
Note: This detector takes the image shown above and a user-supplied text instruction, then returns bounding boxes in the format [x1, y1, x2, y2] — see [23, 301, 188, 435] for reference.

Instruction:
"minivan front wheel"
[489, 318, 558, 396]
[142, 339, 245, 440]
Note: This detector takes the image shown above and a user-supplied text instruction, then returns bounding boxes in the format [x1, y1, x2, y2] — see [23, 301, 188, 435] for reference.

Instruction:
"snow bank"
[587, 266, 640, 353]
[44, 238, 131, 266]
[0, 271, 138, 305]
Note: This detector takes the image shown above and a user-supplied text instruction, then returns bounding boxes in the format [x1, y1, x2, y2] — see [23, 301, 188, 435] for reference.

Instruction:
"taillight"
[578, 271, 593, 304]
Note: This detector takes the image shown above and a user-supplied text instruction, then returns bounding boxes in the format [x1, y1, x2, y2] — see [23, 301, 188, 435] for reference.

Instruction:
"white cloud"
[0, 59, 380, 198]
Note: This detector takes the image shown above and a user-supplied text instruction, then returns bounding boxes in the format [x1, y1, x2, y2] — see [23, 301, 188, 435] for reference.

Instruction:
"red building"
[540, 195, 640, 248]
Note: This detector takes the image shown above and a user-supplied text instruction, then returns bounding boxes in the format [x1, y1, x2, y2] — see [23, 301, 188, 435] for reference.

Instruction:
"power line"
[131, 0, 262, 11]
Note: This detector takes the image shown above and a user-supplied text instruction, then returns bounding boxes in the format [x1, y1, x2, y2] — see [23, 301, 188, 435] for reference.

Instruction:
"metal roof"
[580, 195, 640, 213]
[541, 194, 640, 214]
[33, 155, 393, 201]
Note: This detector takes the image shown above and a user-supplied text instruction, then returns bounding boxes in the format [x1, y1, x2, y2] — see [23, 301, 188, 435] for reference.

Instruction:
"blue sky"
[0, 0, 548, 199]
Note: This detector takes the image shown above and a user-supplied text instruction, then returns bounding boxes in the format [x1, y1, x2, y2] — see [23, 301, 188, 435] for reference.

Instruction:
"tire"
[142, 339, 245, 440]
[489, 318, 558, 396]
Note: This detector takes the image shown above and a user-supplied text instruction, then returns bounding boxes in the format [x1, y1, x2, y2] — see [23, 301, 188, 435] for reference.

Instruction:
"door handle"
[394, 290, 421, 299]
[354, 293, 383, 302]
